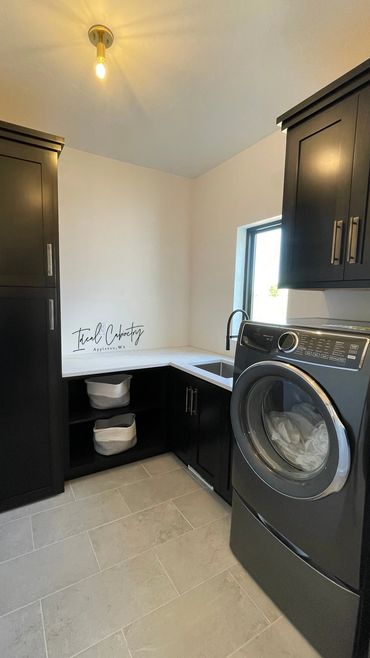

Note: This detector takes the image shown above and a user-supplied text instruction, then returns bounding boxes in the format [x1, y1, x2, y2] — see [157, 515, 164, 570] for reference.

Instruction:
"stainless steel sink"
[194, 361, 234, 378]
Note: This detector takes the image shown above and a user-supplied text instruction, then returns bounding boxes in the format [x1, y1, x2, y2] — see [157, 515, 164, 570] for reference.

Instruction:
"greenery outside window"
[244, 220, 288, 323]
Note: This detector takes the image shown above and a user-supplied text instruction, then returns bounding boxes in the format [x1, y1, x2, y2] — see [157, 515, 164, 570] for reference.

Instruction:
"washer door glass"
[249, 377, 329, 478]
[231, 361, 350, 499]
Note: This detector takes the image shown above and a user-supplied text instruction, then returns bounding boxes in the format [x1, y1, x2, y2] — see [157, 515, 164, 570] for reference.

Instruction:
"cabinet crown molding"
[0, 119, 64, 154]
[277, 58, 370, 131]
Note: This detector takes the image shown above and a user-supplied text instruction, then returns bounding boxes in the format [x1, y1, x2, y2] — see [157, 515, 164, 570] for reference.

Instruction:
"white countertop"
[62, 347, 234, 391]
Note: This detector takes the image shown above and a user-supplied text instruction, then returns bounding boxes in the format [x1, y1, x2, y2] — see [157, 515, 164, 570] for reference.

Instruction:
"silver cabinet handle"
[189, 387, 194, 415]
[191, 388, 198, 416]
[49, 299, 55, 331]
[330, 219, 343, 265]
[185, 387, 189, 413]
[346, 216, 360, 264]
[47, 243, 54, 277]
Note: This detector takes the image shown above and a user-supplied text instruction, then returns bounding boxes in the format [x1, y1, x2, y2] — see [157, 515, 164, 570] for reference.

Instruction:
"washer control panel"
[241, 323, 369, 369]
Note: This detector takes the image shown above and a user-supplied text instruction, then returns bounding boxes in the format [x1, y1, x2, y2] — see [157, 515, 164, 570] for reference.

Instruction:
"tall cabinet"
[0, 121, 64, 512]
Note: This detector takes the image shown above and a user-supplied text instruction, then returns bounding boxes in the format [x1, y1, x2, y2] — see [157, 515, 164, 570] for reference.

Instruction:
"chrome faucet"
[226, 309, 249, 350]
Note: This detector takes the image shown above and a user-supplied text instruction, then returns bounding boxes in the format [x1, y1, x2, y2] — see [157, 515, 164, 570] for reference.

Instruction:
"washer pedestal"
[230, 491, 360, 658]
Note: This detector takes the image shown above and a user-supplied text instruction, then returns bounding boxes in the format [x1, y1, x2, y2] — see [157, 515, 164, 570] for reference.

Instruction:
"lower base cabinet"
[64, 367, 169, 480]
[64, 366, 232, 505]
[169, 369, 232, 504]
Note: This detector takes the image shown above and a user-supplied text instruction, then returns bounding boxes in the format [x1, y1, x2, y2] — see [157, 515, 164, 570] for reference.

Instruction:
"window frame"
[243, 219, 282, 319]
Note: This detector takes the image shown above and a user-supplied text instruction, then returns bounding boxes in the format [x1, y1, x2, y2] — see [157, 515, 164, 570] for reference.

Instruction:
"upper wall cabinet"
[277, 60, 370, 289]
[0, 122, 64, 287]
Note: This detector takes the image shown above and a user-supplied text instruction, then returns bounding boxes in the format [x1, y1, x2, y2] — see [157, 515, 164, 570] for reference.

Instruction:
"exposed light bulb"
[88, 25, 114, 82]
[96, 61, 106, 79]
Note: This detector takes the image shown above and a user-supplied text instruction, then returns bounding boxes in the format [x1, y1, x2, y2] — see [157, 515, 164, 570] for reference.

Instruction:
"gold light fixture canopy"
[88, 25, 114, 80]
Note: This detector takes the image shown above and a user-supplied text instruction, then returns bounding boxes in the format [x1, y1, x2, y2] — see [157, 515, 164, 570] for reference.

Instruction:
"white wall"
[59, 134, 370, 359]
[189, 131, 370, 354]
[58, 147, 191, 356]
[189, 131, 286, 354]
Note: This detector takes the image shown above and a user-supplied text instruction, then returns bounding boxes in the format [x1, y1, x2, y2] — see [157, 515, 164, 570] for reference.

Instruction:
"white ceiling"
[0, 0, 369, 177]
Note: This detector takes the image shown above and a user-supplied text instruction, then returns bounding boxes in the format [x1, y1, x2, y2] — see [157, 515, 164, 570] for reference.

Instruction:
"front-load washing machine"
[230, 319, 370, 658]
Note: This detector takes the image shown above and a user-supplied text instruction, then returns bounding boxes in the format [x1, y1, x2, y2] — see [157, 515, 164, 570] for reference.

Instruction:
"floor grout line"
[171, 500, 195, 530]
[39, 600, 49, 658]
[66, 587, 180, 658]
[0, 492, 211, 566]
[0, 515, 37, 565]
[171, 495, 230, 530]
[29, 516, 36, 551]
[35, 486, 225, 554]
[0, 460, 184, 528]
[0, 528, 99, 566]
[0, 546, 38, 568]
[140, 462, 153, 477]
[30, 501, 134, 551]
[69, 481, 76, 501]
[30, 487, 130, 522]
[119, 565, 245, 640]
[68, 629, 128, 658]
[73, 521, 194, 575]
[117, 483, 202, 516]
[73, 475, 152, 502]
[0, 454, 241, 653]
[87, 531, 102, 571]
[121, 589, 180, 636]
[142, 464, 184, 478]
[121, 629, 134, 658]
[226, 616, 282, 657]
[117, 480, 203, 517]
[0, 543, 178, 620]
[227, 569, 273, 626]
[176, 562, 238, 597]
[154, 551, 181, 597]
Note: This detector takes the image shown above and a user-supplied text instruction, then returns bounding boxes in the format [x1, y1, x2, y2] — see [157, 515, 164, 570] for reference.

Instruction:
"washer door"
[231, 361, 350, 499]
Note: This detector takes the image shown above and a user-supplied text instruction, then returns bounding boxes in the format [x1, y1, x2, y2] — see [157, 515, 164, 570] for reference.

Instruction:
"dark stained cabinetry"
[0, 289, 62, 504]
[0, 121, 64, 513]
[169, 369, 196, 466]
[169, 369, 232, 504]
[345, 86, 370, 281]
[64, 367, 169, 480]
[278, 59, 370, 289]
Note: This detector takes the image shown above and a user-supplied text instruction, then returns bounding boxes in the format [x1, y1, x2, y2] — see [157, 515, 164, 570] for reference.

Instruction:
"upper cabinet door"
[0, 139, 58, 287]
[343, 87, 370, 281]
[279, 96, 358, 288]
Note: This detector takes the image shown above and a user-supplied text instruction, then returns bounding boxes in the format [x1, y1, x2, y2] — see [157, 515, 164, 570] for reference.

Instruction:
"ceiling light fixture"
[88, 24, 114, 80]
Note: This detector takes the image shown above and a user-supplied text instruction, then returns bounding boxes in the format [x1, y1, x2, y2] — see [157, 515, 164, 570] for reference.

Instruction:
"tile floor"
[0, 452, 321, 657]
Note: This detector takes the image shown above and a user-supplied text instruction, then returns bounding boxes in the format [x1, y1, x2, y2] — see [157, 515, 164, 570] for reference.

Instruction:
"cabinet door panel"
[169, 371, 193, 465]
[344, 87, 370, 280]
[0, 140, 58, 287]
[169, 371, 232, 496]
[0, 288, 62, 507]
[280, 96, 358, 287]
[193, 383, 220, 486]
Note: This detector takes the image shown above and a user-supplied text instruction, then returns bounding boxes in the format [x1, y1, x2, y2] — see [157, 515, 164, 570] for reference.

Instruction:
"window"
[244, 220, 288, 323]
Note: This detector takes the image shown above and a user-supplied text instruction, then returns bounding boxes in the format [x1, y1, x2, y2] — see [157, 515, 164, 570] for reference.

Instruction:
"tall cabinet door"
[0, 139, 58, 287]
[344, 87, 370, 280]
[0, 288, 63, 510]
[279, 95, 358, 287]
